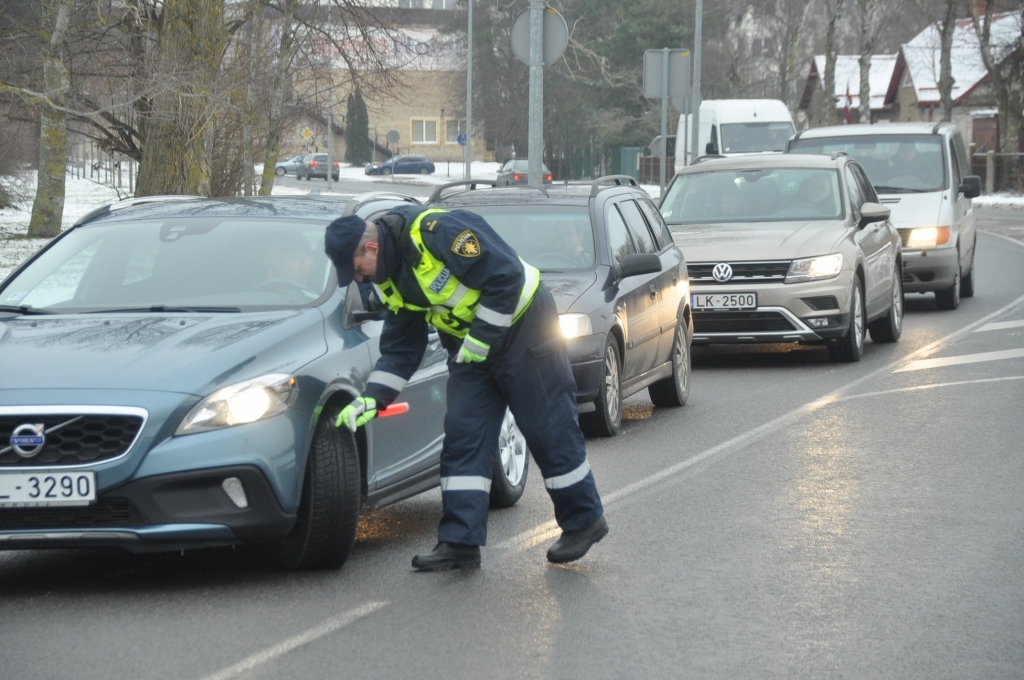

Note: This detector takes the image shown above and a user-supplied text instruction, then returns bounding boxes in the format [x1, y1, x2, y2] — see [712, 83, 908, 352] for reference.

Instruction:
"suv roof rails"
[831, 150, 849, 161]
[427, 179, 499, 204]
[590, 175, 638, 197]
[342, 192, 420, 216]
[694, 154, 726, 164]
[73, 195, 205, 227]
[931, 121, 946, 134]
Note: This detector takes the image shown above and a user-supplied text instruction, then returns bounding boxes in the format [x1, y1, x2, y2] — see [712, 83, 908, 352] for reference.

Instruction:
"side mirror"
[858, 202, 890, 228]
[617, 253, 662, 279]
[705, 141, 718, 155]
[960, 175, 982, 199]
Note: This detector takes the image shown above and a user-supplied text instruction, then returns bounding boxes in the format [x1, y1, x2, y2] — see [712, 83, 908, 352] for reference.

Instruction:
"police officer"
[325, 204, 607, 571]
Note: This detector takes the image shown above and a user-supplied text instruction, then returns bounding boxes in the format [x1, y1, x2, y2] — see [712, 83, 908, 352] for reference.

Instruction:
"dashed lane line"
[976, 319, 1024, 332]
[893, 347, 1024, 373]
[494, 286, 1024, 556]
[199, 601, 389, 680]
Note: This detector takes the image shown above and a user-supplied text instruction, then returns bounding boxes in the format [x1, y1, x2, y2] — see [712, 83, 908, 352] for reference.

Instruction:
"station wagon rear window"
[458, 206, 595, 271]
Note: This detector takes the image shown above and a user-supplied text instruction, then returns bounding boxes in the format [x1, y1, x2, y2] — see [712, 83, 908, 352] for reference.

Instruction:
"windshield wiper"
[0, 304, 54, 315]
[82, 305, 242, 314]
[873, 185, 931, 194]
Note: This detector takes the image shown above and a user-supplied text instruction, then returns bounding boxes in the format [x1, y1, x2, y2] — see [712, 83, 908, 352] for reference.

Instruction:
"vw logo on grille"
[712, 263, 734, 282]
[10, 423, 45, 458]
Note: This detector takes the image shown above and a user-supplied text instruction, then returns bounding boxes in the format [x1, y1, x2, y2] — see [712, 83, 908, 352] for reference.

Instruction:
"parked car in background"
[275, 154, 305, 176]
[297, 153, 340, 181]
[787, 122, 980, 310]
[0, 192, 530, 569]
[676, 99, 796, 169]
[496, 160, 553, 186]
[364, 155, 435, 176]
[430, 176, 691, 437]
[661, 153, 903, 362]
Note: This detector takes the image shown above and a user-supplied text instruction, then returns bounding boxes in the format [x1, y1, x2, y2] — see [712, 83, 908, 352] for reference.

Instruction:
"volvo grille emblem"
[712, 263, 734, 282]
[10, 423, 46, 458]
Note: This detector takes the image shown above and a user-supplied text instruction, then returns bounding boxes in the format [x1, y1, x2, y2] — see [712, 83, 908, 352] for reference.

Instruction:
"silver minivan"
[788, 123, 981, 309]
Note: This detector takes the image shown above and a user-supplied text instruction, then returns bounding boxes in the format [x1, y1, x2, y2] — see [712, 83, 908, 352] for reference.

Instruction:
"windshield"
[0, 218, 334, 312]
[720, 122, 795, 153]
[458, 206, 595, 271]
[788, 134, 947, 193]
[660, 168, 843, 225]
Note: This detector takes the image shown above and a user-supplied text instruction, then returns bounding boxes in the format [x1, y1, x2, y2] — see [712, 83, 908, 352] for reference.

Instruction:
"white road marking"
[893, 347, 1024, 372]
[494, 288, 1024, 556]
[840, 376, 1024, 402]
[199, 601, 389, 680]
[975, 319, 1024, 332]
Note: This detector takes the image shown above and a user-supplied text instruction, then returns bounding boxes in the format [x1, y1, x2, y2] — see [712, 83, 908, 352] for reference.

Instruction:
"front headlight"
[176, 373, 297, 435]
[559, 313, 593, 339]
[906, 226, 951, 248]
[786, 253, 844, 283]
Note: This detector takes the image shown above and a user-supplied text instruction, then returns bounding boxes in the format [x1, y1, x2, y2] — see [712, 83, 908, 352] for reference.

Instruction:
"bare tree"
[970, 0, 1024, 155]
[821, 0, 848, 126]
[854, 0, 886, 123]
[936, 0, 958, 122]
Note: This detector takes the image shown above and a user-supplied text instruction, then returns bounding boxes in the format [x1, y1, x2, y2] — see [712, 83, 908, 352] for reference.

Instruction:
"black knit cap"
[324, 215, 367, 287]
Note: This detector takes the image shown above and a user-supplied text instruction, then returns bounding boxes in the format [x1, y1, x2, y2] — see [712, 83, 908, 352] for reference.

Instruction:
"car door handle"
[649, 284, 657, 300]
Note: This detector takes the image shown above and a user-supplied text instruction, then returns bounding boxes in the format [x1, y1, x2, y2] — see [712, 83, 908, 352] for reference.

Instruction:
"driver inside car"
[258, 233, 319, 297]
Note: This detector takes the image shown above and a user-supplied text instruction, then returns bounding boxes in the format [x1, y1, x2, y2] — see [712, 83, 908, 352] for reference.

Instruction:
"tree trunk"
[857, 0, 876, 124]
[938, 0, 958, 122]
[27, 0, 74, 239]
[258, 0, 297, 196]
[135, 0, 226, 197]
[242, 0, 261, 196]
[822, 0, 847, 126]
[971, 1, 1022, 156]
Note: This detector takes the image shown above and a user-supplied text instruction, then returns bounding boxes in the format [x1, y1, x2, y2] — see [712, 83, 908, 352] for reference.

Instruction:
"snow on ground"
[0, 172, 125, 281]
[973, 193, 1024, 209]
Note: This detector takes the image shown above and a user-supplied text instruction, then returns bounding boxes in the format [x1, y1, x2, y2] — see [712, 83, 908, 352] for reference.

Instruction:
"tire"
[580, 336, 622, 437]
[935, 259, 961, 310]
[297, 170, 304, 180]
[829, 275, 866, 363]
[649, 316, 691, 407]
[961, 256, 975, 298]
[489, 408, 529, 509]
[868, 265, 903, 343]
[275, 167, 285, 176]
[274, 406, 360, 570]
[419, 167, 430, 175]
[383, 168, 392, 176]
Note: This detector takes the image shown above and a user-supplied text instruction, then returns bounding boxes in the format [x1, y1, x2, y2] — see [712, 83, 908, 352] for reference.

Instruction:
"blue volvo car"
[0, 194, 529, 569]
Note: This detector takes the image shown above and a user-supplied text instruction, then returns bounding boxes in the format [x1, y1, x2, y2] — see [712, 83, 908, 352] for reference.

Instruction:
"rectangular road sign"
[643, 49, 691, 112]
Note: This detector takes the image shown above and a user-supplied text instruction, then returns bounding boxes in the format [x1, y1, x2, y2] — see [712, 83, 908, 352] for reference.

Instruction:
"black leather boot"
[412, 542, 482, 571]
[546, 515, 608, 564]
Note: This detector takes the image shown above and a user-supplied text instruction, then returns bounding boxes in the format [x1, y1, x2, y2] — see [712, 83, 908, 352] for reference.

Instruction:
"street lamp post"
[464, 0, 473, 179]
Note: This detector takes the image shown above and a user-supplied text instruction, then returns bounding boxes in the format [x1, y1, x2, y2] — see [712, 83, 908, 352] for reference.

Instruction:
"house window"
[446, 119, 466, 144]
[411, 119, 438, 144]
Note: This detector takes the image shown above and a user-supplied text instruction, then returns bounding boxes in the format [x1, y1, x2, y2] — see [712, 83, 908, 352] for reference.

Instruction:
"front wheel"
[649, 317, 691, 407]
[274, 406, 360, 570]
[275, 167, 285, 176]
[383, 168, 392, 176]
[419, 167, 430, 175]
[961, 256, 976, 298]
[829, 275, 865, 363]
[935, 262, 961, 310]
[868, 265, 903, 343]
[580, 337, 622, 437]
[489, 409, 529, 509]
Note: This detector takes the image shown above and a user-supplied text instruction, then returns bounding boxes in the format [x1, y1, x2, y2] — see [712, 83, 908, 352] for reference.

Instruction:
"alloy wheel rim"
[605, 346, 620, 421]
[499, 410, 527, 487]
[674, 324, 689, 392]
[893, 272, 903, 331]
[853, 286, 864, 349]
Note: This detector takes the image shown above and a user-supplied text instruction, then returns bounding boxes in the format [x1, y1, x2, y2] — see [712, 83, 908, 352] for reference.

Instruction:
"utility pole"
[464, 0, 473, 179]
[690, 0, 702, 165]
[528, 0, 543, 189]
[327, 112, 334, 192]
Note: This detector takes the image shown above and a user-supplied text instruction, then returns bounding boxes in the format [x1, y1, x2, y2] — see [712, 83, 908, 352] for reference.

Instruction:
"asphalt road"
[2, 216, 1023, 679]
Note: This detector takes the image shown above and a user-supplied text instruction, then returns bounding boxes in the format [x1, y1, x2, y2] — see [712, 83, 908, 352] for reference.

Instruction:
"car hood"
[877, 191, 942, 230]
[668, 220, 847, 262]
[541, 271, 598, 314]
[0, 309, 328, 395]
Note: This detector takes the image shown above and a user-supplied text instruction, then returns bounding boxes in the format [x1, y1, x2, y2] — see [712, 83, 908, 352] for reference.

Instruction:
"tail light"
[513, 173, 525, 181]
[543, 174, 552, 181]
[309, 161, 318, 167]
[333, 162, 339, 167]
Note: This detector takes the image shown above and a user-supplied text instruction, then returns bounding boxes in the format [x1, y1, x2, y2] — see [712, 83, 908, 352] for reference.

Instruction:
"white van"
[788, 122, 981, 310]
[675, 99, 796, 172]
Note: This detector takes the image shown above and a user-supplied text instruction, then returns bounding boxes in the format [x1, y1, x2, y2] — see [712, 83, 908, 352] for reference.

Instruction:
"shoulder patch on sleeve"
[451, 230, 481, 257]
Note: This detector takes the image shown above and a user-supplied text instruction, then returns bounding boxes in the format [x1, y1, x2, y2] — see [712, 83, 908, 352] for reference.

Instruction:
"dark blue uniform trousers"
[438, 285, 604, 546]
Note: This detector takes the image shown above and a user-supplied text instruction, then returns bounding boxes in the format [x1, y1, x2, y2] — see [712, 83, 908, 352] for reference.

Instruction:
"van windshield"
[720, 122, 795, 153]
[788, 134, 947, 193]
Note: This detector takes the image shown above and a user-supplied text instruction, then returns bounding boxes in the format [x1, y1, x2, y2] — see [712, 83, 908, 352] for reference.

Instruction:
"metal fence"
[971, 151, 1024, 194]
[69, 139, 137, 196]
[547, 147, 651, 182]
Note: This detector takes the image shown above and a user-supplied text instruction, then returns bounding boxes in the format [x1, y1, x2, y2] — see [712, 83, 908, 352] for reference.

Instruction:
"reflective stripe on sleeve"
[462, 336, 490, 358]
[544, 460, 591, 490]
[445, 283, 471, 309]
[475, 305, 515, 327]
[367, 370, 408, 392]
[440, 476, 492, 492]
[514, 264, 541, 318]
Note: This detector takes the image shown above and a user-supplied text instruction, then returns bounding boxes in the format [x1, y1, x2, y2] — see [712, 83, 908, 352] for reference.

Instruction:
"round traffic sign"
[457, 132, 467, 146]
[510, 6, 568, 67]
[386, 129, 400, 144]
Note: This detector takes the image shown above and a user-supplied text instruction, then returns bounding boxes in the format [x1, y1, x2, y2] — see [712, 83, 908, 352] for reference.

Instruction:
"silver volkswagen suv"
[660, 153, 903, 362]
